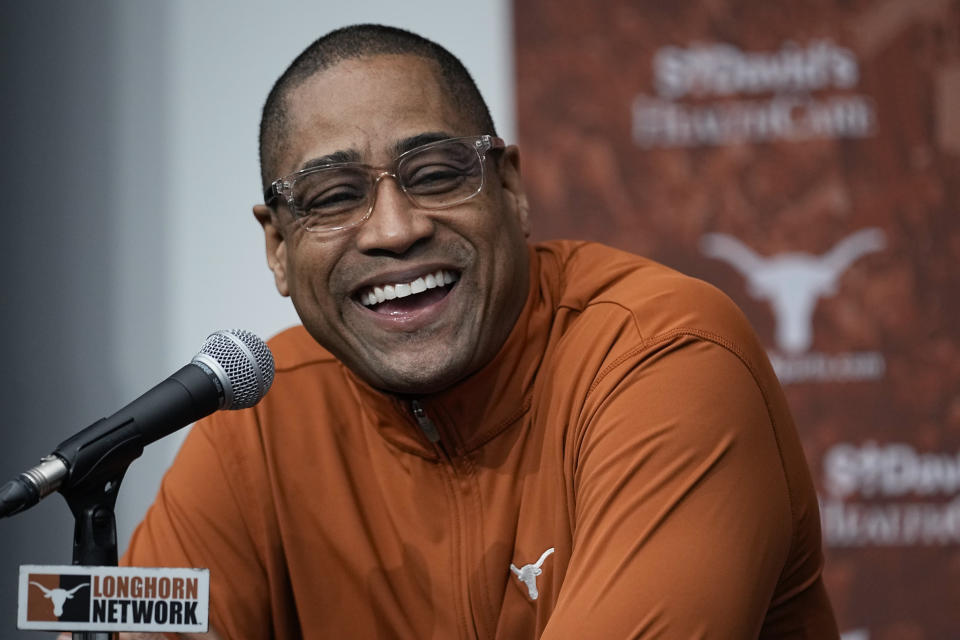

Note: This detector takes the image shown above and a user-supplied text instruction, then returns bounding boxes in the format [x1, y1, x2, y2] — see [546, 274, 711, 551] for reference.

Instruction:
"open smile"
[354, 268, 460, 316]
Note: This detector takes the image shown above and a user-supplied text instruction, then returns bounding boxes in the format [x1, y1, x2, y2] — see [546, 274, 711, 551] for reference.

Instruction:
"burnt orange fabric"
[125, 241, 838, 639]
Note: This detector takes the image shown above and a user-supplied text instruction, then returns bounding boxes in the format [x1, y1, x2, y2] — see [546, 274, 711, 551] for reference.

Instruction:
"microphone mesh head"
[194, 329, 275, 409]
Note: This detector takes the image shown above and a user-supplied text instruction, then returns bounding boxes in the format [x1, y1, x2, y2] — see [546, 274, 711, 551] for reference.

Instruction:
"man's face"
[254, 54, 531, 395]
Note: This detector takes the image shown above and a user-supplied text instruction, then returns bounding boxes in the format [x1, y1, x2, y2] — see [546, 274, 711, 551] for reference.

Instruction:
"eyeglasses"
[264, 134, 505, 233]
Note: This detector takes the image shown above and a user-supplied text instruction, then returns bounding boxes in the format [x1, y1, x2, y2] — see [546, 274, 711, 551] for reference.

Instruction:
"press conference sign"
[17, 565, 209, 633]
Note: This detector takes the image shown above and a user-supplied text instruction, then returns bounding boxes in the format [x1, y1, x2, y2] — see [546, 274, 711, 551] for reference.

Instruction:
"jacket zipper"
[409, 400, 478, 638]
[411, 399, 441, 443]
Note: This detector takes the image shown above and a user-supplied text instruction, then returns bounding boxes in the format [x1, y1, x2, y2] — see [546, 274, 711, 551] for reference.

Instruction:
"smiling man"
[123, 24, 838, 639]
[254, 49, 530, 394]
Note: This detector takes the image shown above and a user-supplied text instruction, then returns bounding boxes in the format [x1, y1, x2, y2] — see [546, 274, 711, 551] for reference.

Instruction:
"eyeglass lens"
[290, 138, 484, 231]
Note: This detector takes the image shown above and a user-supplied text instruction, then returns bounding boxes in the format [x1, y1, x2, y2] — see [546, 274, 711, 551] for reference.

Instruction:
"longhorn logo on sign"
[29, 580, 89, 618]
[24, 574, 91, 623]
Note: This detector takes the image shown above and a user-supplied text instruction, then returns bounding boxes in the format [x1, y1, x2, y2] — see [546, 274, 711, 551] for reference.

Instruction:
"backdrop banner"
[515, 1, 960, 637]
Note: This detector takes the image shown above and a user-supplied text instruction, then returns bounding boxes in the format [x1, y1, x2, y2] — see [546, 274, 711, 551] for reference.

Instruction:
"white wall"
[114, 0, 516, 548]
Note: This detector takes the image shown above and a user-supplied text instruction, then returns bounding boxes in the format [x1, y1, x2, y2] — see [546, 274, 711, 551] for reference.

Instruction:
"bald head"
[258, 24, 497, 190]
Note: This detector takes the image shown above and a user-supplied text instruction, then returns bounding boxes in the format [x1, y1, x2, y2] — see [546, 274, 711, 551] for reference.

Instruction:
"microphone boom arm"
[54, 363, 220, 493]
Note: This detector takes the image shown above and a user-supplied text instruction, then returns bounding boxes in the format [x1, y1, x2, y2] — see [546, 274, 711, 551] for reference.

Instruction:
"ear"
[253, 204, 290, 297]
[497, 145, 531, 237]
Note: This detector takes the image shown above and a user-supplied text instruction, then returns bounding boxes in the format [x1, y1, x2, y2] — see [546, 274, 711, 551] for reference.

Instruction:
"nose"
[354, 172, 435, 255]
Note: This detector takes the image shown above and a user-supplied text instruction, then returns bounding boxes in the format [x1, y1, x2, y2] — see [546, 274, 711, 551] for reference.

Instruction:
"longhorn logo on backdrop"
[700, 228, 887, 384]
[632, 40, 876, 148]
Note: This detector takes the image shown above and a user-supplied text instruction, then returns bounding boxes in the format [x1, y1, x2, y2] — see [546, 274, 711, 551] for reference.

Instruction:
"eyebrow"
[296, 131, 455, 173]
[299, 149, 362, 171]
[392, 131, 454, 156]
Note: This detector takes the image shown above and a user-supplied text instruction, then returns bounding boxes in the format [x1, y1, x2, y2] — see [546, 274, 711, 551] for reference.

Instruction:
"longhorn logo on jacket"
[510, 547, 555, 600]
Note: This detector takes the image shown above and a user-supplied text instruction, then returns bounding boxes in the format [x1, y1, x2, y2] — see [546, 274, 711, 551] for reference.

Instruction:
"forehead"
[279, 54, 470, 173]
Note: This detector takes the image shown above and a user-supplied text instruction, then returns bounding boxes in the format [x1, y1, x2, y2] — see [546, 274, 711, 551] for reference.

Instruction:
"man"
[121, 24, 839, 639]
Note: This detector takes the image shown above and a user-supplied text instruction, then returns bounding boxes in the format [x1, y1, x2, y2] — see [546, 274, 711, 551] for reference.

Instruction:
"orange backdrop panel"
[514, 1, 960, 637]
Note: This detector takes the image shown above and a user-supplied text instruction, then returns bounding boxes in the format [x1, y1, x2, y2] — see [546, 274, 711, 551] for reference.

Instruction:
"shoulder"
[535, 240, 763, 364]
[533, 242, 817, 536]
[532, 241, 791, 455]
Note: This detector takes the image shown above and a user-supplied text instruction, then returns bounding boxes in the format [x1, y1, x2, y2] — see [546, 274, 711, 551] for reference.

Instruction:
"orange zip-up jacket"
[125, 241, 838, 639]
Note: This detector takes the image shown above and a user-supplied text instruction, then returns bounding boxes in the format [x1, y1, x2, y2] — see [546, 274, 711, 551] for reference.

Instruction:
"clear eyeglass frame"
[263, 134, 506, 233]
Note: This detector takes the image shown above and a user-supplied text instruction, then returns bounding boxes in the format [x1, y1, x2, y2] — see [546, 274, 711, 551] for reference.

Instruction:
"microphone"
[0, 329, 275, 518]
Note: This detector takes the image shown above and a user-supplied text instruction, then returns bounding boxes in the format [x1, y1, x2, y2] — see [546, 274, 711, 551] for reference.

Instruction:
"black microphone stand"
[55, 415, 142, 640]
[62, 463, 128, 640]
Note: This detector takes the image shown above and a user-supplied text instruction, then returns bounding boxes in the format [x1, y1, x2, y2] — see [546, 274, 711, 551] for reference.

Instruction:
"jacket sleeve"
[542, 336, 832, 639]
[122, 415, 273, 640]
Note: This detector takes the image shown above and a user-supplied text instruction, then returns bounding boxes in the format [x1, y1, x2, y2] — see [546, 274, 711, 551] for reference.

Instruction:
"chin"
[364, 355, 470, 396]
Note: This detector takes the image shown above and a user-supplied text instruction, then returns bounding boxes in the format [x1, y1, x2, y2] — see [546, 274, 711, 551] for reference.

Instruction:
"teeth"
[359, 270, 460, 307]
